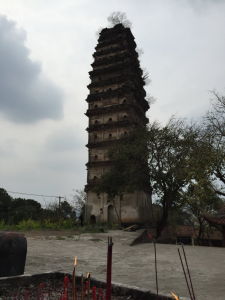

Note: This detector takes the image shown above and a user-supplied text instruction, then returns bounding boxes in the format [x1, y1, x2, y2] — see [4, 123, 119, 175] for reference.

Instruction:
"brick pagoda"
[85, 23, 152, 224]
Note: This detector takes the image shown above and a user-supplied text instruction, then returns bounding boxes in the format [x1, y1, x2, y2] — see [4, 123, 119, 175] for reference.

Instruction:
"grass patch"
[0, 219, 121, 233]
[56, 236, 66, 240]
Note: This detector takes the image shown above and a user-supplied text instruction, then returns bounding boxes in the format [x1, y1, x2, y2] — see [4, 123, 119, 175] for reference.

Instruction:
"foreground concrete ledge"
[0, 271, 181, 299]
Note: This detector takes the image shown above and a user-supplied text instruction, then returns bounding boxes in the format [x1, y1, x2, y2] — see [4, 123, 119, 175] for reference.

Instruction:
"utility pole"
[58, 196, 64, 222]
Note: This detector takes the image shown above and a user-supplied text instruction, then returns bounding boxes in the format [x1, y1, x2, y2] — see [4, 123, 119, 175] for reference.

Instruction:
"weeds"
[0, 219, 120, 233]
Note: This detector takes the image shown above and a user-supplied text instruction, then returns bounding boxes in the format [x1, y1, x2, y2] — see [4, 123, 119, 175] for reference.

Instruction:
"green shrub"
[0, 220, 6, 230]
[60, 219, 76, 229]
[0, 218, 120, 232]
[41, 219, 58, 230]
[16, 219, 41, 230]
[0, 220, 16, 230]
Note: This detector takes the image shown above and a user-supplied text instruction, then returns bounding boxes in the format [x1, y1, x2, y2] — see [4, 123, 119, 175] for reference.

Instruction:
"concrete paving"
[24, 230, 225, 300]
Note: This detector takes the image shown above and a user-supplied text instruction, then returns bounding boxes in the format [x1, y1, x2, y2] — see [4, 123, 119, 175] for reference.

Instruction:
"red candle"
[64, 275, 70, 289]
[63, 275, 70, 300]
[92, 286, 97, 300]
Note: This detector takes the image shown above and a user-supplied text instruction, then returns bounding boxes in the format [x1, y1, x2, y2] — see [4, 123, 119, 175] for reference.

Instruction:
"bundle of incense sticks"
[71, 258, 95, 300]
[70, 237, 114, 300]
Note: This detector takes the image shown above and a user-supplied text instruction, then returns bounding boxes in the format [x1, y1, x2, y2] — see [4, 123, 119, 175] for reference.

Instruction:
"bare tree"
[207, 91, 225, 138]
[107, 12, 132, 28]
[142, 69, 151, 86]
[204, 91, 225, 197]
[72, 189, 87, 217]
[146, 94, 156, 107]
[136, 47, 144, 56]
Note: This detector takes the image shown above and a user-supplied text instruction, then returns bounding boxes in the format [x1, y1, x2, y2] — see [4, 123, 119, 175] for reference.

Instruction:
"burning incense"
[72, 256, 78, 300]
[170, 291, 180, 300]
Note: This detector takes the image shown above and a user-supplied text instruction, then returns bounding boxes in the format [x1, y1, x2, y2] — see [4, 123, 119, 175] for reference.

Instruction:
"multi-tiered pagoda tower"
[85, 23, 152, 224]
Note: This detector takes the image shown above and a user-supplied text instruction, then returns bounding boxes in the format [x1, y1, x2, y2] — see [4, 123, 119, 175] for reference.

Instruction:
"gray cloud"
[0, 15, 63, 123]
[46, 127, 85, 152]
[41, 126, 87, 171]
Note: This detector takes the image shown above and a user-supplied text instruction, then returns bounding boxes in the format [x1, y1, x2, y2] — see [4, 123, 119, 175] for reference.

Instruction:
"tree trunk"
[156, 196, 171, 238]
[112, 196, 121, 226]
[197, 218, 204, 245]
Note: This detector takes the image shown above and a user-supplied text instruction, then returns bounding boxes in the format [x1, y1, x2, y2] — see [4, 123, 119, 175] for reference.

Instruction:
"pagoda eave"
[86, 120, 135, 132]
[86, 160, 112, 167]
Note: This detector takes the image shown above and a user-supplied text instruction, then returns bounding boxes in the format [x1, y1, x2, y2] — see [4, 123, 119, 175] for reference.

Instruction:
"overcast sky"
[0, 0, 225, 205]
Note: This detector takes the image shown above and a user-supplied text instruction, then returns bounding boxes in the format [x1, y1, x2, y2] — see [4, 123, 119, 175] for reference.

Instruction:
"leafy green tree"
[44, 200, 75, 221]
[60, 200, 74, 219]
[0, 188, 12, 223]
[95, 128, 150, 197]
[95, 120, 199, 234]
[94, 128, 151, 223]
[147, 120, 201, 237]
[11, 198, 42, 224]
[94, 103, 224, 238]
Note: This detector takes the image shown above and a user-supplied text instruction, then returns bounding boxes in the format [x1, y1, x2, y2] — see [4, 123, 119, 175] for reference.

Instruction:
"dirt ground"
[22, 229, 225, 300]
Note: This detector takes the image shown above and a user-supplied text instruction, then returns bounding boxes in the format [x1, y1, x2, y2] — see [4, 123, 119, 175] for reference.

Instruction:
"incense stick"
[153, 241, 158, 295]
[177, 248, 193, 300]
[181, 245, 196, 300]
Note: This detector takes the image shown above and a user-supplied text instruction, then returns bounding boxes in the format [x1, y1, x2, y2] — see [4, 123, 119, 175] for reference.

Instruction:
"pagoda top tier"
[94, 24, 136, 53]
[86, 23, 150, 113]
[98, 23, 134, 42]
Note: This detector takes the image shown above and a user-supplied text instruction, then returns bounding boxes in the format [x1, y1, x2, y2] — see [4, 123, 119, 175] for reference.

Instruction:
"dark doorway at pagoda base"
[108, 205, 115, 224]
[176, 236, 192, 245]
[90, 215, 96, 224]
